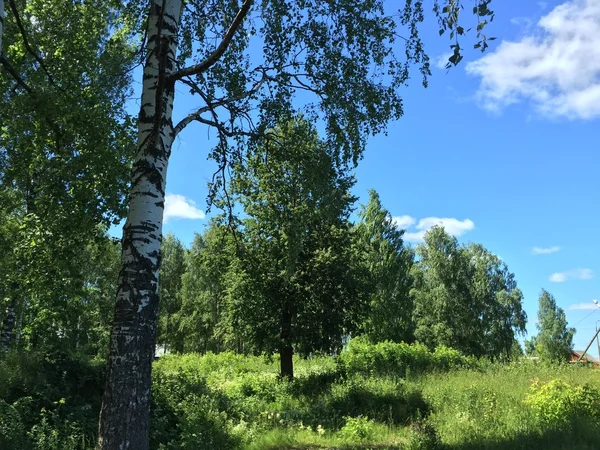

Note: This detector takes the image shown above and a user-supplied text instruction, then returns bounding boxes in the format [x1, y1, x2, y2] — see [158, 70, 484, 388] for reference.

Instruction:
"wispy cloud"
[164, 193, 206, 223]
[392, 215, 416, 230]
[466, 0, 600, 120]
[398, 217, 475, 243]
[509, 16, 534, 30]
[549, 268, 594, 283]
[569, 301, 600, 310]
[532, 246, 561, 255]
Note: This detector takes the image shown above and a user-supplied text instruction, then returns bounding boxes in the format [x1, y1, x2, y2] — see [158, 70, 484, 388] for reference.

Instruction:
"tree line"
[2, 119, 532, 378]
[150, 120, 528, 378]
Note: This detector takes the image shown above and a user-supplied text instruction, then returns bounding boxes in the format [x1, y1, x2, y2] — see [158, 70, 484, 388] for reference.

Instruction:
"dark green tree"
[466, 243, 527, 359]
[354, 190, 414, 343]
[75, 232, 122, 356]
[0, 0, 135, 352]
[412, 226, 472, 353]
[227, 119, 362, 378]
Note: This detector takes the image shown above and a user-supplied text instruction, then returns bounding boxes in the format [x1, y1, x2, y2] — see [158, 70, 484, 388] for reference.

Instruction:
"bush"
[337, 416, 376, 442]
[0, 399, 27, 450]
[0, 350, 104, 449]
[28, 402, 89, 450]
[525, 378, 600, 429]
[327, 376, 428, 427]
[338, 336, 475, 377]
[151, 367, 240, 449]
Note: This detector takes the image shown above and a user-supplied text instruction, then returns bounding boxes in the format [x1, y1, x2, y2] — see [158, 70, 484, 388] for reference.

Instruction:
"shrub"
[0, 399, 27, 450]
[525, 378, 600, 429]
[337, 416, 376, 442]
[327, 376, 429, 427]
[28, 402, 88, 450]
[151, 367, 240, 449]
[338, 336, 474, 377]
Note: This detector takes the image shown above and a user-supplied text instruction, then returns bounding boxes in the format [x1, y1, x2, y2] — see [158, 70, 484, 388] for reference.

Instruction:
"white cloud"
[532, 246, 561, 255]
[466, 0, 600, 120]
[569, 301, 600, 310]
[549, 268, 594, 282]
[434, 52, 453, 70]
[401, 217, 475, 243]
[164, 193, 206, 223]
[392, 215, 416, 230]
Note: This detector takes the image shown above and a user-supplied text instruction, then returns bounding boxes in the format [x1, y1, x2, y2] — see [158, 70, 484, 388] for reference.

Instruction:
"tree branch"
[174, 71, 266, 136]
[8, 0, 58, 88]
[0, 55, 32, 93]
[169, 0, 253, 81]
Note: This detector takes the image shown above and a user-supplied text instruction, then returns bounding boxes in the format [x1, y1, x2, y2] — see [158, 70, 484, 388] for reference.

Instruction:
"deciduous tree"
[227, 119, 361, 378]
[157, 233, 186, 354]
[412, 226, 526, 358]
[534, 289, 575, 362]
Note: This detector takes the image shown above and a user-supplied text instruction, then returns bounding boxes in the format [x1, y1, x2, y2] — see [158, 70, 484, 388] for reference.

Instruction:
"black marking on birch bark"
[131, 161, 167, 191]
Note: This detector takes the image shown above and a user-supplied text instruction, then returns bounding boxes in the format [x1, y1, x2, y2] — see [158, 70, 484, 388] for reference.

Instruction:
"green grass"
[152, 351, 600, 449]
[2, 344, 600, 449]
[419, 361, 600, 449]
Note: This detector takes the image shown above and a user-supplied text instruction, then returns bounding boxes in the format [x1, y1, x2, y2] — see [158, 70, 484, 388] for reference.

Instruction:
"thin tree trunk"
[1, 301, 15, 353]
[97, 1, 181, 449]
[280, 306, 294, 379]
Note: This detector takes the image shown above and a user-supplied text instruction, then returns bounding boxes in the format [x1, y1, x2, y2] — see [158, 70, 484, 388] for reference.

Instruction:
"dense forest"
[1, 0, 599, 449]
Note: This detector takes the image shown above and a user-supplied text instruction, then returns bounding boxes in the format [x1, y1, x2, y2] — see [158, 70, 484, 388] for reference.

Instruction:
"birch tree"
[98, 0, 496, 447]
[412, 226, 526, 358]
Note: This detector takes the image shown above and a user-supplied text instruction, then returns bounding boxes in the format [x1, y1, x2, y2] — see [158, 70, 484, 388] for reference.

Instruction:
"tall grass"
[1, 342, 600, 449]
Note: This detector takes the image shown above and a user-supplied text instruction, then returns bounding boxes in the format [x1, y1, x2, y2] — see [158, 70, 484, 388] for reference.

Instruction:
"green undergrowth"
[1, 341, 600, 449]
[419, 361, 600, 450]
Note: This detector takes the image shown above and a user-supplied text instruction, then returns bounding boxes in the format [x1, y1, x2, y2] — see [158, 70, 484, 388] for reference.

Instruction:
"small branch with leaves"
[169, 0, 253, 81]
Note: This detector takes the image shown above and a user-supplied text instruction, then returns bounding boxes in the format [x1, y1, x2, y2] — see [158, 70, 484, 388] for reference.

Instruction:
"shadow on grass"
[278, 384, 429, 431]
[287, 370, 345, 397]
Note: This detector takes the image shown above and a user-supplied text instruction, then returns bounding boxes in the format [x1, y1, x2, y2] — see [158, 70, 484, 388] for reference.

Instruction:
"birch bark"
[97, 1, 182, 448]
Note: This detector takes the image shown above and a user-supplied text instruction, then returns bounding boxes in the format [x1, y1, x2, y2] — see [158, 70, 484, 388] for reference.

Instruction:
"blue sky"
[122, 0, 600, 351]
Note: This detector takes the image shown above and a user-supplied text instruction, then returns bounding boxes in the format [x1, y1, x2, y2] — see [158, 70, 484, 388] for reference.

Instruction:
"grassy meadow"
[1, 339, 600, 449]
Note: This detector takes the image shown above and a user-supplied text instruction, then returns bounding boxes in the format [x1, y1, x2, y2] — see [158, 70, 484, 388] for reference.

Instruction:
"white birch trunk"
[97, 1, 182, 448]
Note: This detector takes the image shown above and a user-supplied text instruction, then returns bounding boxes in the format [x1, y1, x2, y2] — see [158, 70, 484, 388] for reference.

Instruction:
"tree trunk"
[97, 1, 181, 449]
[280, 345, 294, 379]
[280, 306, 294, 379]
[1, 301, 15, 353]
